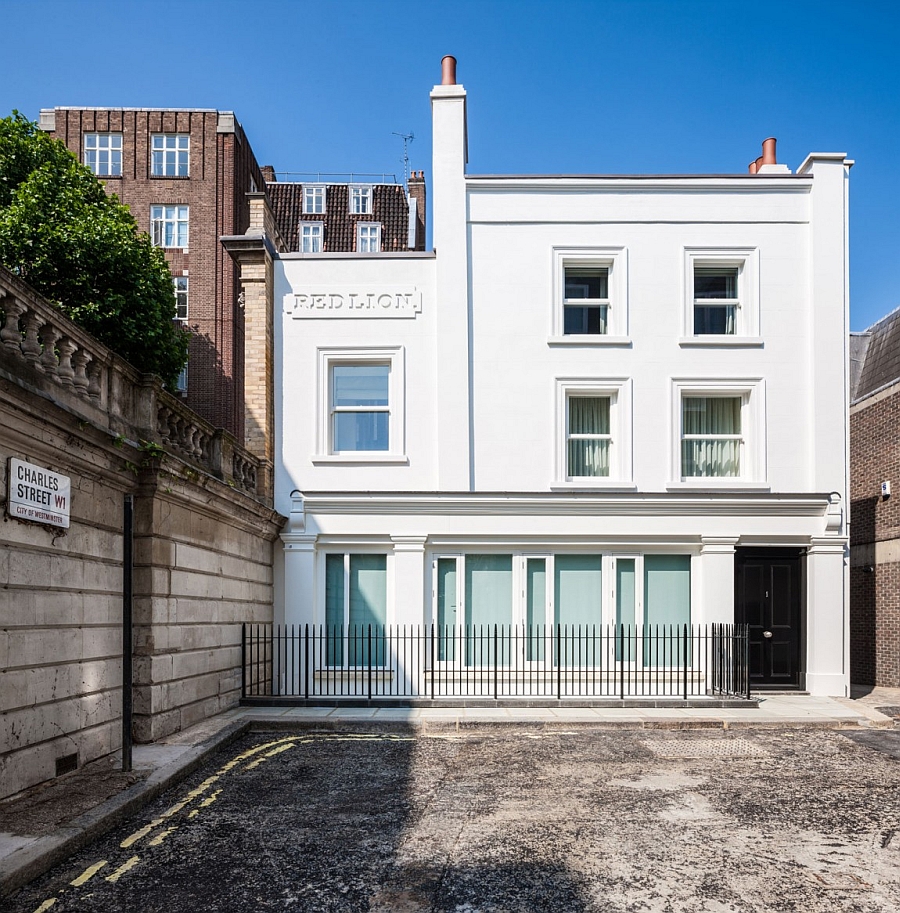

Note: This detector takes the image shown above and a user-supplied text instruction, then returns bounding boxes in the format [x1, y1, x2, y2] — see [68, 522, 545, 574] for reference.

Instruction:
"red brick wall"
[850, 384, 900, 686]
[48, 109, 264, 439]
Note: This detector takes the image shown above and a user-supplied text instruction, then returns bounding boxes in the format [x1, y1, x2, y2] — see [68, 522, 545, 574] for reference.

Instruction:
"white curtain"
[682, 397, 741, 477]
[568, 397, 610, 477]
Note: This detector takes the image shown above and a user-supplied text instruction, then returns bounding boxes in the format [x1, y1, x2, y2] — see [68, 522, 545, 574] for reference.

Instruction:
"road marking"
[106, 855, 140, 883]
[121, 822, 156, 848]
[148, 826, 178, 847]
[44, 734, 407, 904]
[245, 742, 297, 770]
[70, 860, 107, 886]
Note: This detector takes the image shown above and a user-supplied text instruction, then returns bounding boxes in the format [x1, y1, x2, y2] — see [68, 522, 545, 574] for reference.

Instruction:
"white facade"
[274, 71, 851, 696]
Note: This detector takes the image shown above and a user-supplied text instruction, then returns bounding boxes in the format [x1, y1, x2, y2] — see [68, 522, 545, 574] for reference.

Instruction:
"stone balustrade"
[0, 267, 262, 497]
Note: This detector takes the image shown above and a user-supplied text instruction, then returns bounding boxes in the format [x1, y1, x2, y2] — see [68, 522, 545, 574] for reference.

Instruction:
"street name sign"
[7, 458, 71, 528]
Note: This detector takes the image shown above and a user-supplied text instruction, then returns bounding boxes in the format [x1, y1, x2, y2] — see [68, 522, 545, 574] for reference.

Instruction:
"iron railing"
[242, 624, 750, 703]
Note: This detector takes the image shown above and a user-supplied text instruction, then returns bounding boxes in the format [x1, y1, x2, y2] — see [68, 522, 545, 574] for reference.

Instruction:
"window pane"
[694, 305, 736, 335]
[348, 555, 386, 665]
[568, 440, 610, 477]
[554, 555, 602, 628]
[333, 412, 389, 451]
[567, 397, 610, 478]
[682, 439, 741, 477]
[325, 554, 344, 665]
[683, 397, 740, 435]
[565, 267, 608, 299]
[526, 558, 546, 661]
[563, 305, 607, 334]
[615, 558, 636, 661]
[333, 365, 388, 406]
[569, 397, 609, 434]
[644, 555, 691, 666]
[437, 558, 457, 661]
[682, 397, 741, 477]
[694, 267, 737, 299]
[465, 555, 512, 666]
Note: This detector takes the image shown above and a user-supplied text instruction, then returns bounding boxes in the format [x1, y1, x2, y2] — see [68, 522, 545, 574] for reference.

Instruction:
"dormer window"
[303, 185, 326, 215]
[357, 223, 381, 253]
[349, 185, 373, 215]
[300, 222, 323, 253]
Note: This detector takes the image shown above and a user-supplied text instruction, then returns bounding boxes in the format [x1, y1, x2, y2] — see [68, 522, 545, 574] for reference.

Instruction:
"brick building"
[38, 109, 427, 442]
[39, 107, 264, 438]
[850, 310, 900, 686]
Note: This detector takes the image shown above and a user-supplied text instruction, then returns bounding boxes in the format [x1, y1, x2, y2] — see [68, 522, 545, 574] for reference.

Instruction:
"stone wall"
[0, 268, 283, 800]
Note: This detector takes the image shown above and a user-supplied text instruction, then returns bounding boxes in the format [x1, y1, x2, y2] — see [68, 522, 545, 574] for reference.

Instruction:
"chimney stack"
[749, 137, 791, 175]
[441, 55, 457, 86]
[261, 164, 276, 183]
[407, 170, 427, 251]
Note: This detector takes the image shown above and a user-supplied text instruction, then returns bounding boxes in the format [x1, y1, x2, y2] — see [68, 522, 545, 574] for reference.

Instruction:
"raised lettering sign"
[7, 458, 71, 528]
[284, 287, 423, 319]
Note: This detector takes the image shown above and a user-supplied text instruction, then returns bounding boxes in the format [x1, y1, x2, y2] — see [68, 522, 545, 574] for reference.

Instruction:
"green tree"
[0, 113, 188, 388]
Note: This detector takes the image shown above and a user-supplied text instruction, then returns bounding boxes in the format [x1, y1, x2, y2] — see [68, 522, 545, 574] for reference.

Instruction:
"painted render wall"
[273, 73, 851, 696]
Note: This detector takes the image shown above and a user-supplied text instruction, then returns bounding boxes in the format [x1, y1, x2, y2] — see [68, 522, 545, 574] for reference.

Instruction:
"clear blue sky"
[2, 0, 896, 330]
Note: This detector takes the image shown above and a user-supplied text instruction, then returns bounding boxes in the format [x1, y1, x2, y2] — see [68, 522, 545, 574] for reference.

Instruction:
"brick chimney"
[261, 164, 277, 183]
[407, 170, 427, 250]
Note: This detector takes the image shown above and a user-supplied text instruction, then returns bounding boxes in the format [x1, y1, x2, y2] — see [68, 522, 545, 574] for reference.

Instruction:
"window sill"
[678, 337, 764, 348]
[97, 174, 123, 180]
[666, 481, 770, 492]
[150, 174, 191, 180]
[311, 454, 409, 465]
[551, 482, 638, 492]
[548, 336, 632, 347]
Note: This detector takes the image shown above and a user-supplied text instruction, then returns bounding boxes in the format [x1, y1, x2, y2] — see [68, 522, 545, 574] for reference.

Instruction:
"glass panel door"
[525, 558, 547, 661]
[465, 555, 513, 666]
[615, 558, 636, 661]
[436, 557, 457, 661]
[644, 555, 691, 666]
[554, 555, 602, 667]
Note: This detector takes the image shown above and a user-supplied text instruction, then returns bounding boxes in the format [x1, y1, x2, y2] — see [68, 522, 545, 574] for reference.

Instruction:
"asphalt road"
[7, 727, 900, 912]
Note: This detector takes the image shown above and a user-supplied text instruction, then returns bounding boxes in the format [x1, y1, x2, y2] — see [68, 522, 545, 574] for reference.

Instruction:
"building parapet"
[0, 267, 263, 499]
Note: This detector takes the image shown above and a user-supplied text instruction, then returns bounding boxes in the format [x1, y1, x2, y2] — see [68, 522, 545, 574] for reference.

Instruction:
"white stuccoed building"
[271, 57, 851, 698]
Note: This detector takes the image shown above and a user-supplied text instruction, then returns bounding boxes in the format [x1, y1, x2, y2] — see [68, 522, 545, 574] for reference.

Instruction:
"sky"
[1, 0, 897, 331]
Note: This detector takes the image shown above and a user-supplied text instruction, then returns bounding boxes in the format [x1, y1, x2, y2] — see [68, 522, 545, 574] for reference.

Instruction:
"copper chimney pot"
[749, 161, 758, 175]
[762, 137, 777, 165]
[441, 56, 457, 86]
[755, 155, 764, 172]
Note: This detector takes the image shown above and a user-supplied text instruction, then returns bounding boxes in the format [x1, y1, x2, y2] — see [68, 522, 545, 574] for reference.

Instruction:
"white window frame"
[300, 222, 324, 253]
[357, 222, 382, 253]
[173, 275, 188, 322]
[669, 378, 766, 489]
[150, 205, 189, 249]
[553, 378, 633, 489]
[313, 347, 407, 464]
[303, 184, 326, 215]
[83, 133, 122, 177]
[680, 248, 761, 345]
[550, 247, 630, 345]
[150, 134, 189, 177]
[349, 185, 373, 215]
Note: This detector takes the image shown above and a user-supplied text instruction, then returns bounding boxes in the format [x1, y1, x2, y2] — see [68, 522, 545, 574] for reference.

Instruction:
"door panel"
[735, 550, 802, 689]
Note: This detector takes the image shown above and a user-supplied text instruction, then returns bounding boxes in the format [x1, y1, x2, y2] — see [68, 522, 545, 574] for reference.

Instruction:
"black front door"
[735, 549, 802, 689]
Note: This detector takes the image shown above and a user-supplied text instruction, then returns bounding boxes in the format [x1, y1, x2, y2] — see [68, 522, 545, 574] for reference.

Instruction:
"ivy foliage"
[0, 112, 189, 388]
